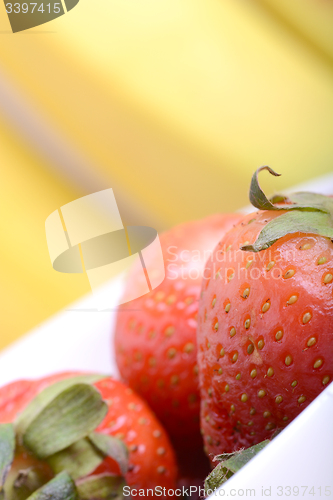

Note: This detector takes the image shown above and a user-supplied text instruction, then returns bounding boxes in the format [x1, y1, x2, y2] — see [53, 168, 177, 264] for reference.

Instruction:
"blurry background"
[0, 0, 332, 349]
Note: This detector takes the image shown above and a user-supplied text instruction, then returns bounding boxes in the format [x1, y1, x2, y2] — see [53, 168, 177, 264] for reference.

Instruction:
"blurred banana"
[0, 0, 332, 345]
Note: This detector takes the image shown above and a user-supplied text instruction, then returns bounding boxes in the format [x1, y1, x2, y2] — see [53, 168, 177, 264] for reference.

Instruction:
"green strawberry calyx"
[241, 166, 333, 252]
[204, 440, 270, 494]
[0, 423, 15, 500]
[1, 375, 129, 500]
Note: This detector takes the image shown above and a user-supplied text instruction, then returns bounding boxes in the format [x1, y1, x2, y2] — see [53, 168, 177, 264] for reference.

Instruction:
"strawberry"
[0, 372, 78, 423]
[114, 213, 242, 445]
[197, 167, 333, 459]
[93, 377, 177, 491]
[0, 373, 177, 497]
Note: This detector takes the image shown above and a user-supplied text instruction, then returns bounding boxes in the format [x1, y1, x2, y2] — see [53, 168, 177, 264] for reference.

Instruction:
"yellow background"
[0, 0, 332, 349]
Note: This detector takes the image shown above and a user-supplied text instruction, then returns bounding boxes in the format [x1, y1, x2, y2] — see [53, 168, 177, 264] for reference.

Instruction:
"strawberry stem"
[0, 424, 15, 499]
[25, 472, 77, 500]
[241, 167, 333, 252]
[3, 376, 129, 500]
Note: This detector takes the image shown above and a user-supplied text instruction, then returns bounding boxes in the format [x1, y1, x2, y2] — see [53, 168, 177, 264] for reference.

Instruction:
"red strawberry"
[114, 213, 242, 446]
[197, 167, 333, 459]
[0, 373, 177, 496]
[95, 377, 177, 491]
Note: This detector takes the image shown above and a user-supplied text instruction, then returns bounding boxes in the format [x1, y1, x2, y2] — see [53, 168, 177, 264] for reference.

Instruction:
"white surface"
[0, 173, 333, 498]
[0, 275, 125, 385]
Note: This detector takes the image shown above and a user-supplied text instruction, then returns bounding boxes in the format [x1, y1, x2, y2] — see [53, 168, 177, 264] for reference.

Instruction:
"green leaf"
[15, 374, 106, 438]
[48, 434, 129, 481]
[0, 424, 15, 499]
[23, 384, 108, 459]
[76, 474, 125, 500]
[269, 194, 289, 204]
[250, 166, 283, 211]
[241, 210, 333, 252]
[25, 472, 77, 500]
[243, 167, 333, 253]
[288, 192, 333, 213]
[47, 438, 105, 480]
[215, 440, 269, 471]
[249, 167, 327, 213]
[4, 465, 53, 500]
[89, 433, 129, 476]
[205, 440, 269, 493]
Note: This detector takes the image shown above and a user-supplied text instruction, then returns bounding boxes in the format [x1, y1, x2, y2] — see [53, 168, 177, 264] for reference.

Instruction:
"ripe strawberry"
[115, 213, 242, 445]
[94, 377, 177, 491]
[197, 167, 333, 459]
[0, 373, 177, 496]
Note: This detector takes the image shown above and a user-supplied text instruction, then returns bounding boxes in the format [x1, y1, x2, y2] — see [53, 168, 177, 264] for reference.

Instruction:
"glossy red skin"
[115, 214, 243, 442]
[0, 374, 177, 493]
[197, 210, 333, 459]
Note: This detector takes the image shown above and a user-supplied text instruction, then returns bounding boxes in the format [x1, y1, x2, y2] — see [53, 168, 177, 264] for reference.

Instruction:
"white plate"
[1, 173, 333, 499]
